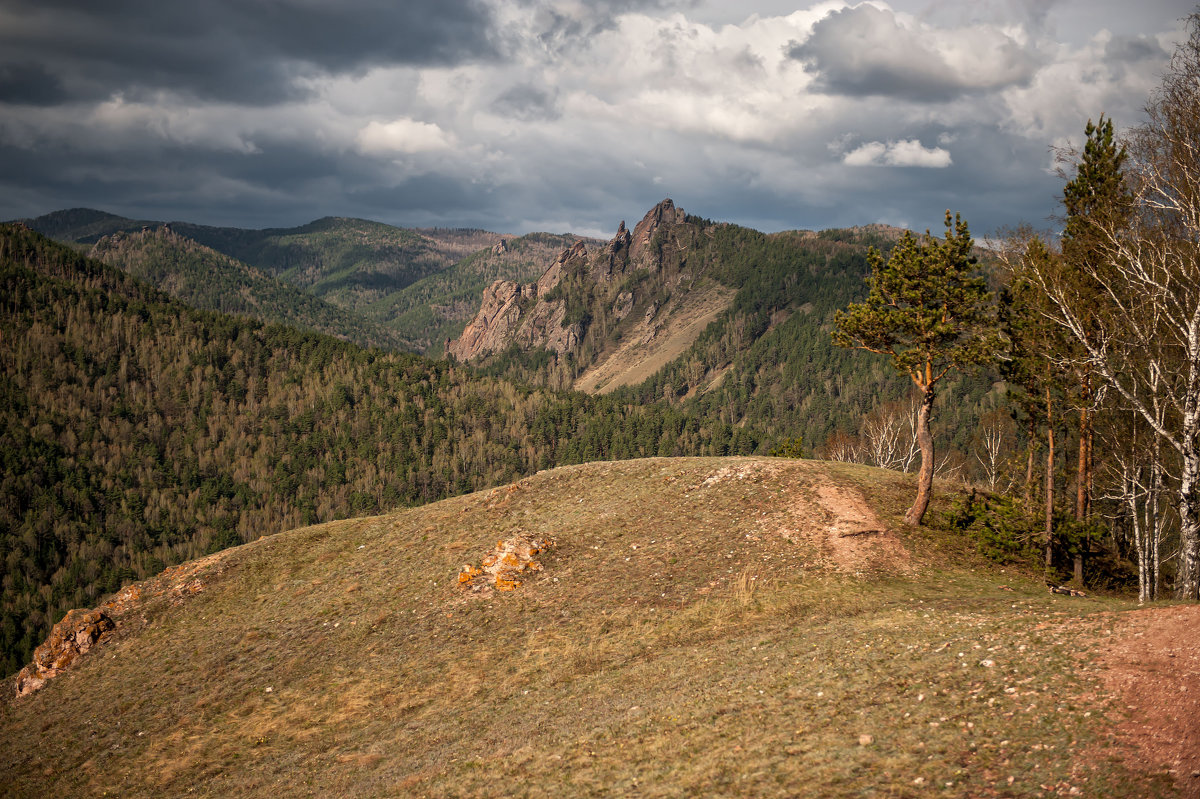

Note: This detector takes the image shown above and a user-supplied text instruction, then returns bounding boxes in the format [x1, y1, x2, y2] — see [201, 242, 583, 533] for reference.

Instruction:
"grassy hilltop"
[0, 457, 1174, 797]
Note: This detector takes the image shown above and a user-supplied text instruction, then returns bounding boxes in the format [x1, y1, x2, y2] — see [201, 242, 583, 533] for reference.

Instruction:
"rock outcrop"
[447, 199, 692, 364]
[446, 279, 531, 361]
[448, 238, 593, 361]
[459, 534, 555, 593]
[14, 548, 228, 697]
[14, 609, 115, 696]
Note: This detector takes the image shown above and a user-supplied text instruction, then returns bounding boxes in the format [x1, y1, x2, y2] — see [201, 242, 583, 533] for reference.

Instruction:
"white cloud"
[356, 118, 454, 155]
[843, 139, 952, 168]
[790, 3, 1040, 101]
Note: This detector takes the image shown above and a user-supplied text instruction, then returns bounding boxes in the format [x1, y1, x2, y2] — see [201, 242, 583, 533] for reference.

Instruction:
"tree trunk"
[1073, 394, 1091, 587]
[904, 386, 936, 526]
[1151, 435, 1162, 601]
[1024, 417, 1036, 510]
[1076, 376, 1091, 519]
[1044, 387, 1055, 572]
[1176, 446, 1200, 600]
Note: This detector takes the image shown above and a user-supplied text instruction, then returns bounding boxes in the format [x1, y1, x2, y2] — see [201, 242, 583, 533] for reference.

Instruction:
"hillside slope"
[87, 226, 407, 351]
[0, 457, 1176, 797]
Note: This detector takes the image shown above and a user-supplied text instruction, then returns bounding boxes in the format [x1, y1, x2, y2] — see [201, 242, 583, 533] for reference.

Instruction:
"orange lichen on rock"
[15, 609, 115, 697]
[459, 534, 555, 594]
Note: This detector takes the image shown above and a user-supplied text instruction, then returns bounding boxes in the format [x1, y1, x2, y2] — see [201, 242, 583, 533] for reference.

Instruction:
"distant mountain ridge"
[17, 204, 995, 457]
[15, 208, 593, 355]
[87, 226, 408, 351]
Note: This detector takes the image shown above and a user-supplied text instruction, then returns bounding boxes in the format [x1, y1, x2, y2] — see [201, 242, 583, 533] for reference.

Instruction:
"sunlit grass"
[0, 457, 1171, 797]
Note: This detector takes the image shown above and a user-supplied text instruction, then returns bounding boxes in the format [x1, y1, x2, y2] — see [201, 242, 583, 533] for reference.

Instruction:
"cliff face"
[447, 199, 715, 375]
[447, 239, 591, 361]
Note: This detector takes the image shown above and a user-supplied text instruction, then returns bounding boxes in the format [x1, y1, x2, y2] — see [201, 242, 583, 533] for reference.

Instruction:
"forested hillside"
[381, 232, 600, 356]
[19, 210, 509, 353]
[87, 227, 406, 351]
[173, 216, 467, 306]
[0, 224, 744, 675]
[616, 225, 1003, 461]
[465, 213, 1002, 466]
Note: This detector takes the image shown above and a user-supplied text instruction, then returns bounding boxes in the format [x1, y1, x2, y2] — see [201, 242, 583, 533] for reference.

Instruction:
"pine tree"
[999, 233, 1068, 572]
[833, 212, 1001, 525]
[1060, 116, 1130, 582]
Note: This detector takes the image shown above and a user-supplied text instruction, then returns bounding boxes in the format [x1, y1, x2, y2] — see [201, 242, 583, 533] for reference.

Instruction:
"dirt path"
[814, 482, 911, 575]
[1099, 604, 1200, 795]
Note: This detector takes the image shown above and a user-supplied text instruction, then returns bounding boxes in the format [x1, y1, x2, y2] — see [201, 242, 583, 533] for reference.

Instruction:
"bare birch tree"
[1101, 408, 1172, 603]
[1022, 15, 1200, 598]
[859, 397, 921, 472]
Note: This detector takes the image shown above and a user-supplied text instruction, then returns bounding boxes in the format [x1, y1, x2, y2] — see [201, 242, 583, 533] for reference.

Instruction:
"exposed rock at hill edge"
[14, 609, 114, 697]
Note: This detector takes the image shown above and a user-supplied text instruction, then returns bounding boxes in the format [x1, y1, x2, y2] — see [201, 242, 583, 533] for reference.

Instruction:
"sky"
[0, 0, 1193, 238]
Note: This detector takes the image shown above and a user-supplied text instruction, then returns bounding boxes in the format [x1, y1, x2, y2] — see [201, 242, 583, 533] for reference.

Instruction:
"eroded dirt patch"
[700, 460, 912, 576]
[815, 483, 910, 575]
[574, 284, 734, 394]
[1099, 604, 1200, 795]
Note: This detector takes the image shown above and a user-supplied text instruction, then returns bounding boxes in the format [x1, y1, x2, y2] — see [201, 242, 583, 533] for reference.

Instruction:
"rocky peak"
[630, 199, 685, 266]
[446, 200, 696, 365]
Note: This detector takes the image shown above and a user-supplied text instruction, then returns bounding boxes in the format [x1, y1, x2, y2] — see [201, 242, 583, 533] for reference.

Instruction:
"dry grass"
[0, 457, 1174, 797]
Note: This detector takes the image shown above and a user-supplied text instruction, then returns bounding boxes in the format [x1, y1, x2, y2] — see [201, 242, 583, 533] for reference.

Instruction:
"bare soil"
[1099, 604, 1200, 795]
[816, 482, 912, 575]
[573, 284, 734, 394]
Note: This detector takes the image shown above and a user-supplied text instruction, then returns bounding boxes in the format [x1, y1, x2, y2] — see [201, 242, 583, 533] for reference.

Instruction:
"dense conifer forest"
[88, 227, 407, 351]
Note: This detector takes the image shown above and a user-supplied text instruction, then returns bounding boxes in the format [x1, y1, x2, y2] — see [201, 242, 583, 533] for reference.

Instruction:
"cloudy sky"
[0, 0, 1193, 237]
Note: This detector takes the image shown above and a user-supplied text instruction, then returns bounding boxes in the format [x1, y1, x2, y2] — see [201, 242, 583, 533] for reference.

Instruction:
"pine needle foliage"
[833, 212, 1002, 524]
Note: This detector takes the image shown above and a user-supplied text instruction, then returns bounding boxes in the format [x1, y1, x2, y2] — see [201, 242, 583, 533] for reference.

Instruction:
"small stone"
[858, 734, 874, 746]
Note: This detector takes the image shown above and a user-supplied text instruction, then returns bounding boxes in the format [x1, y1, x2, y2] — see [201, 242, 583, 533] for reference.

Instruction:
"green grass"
[0, 458, 1172, 797]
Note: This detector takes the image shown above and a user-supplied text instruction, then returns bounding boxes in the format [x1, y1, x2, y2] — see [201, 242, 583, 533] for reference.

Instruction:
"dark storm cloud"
[0, 135, 344, 227]
[350, 173, 482, 214]
[0, 0, 497, 105]
[0, 1, 1183, 240]
[788, 4, 1036, 102]
[1104, 34, 1170, 64]
[0, 63, 69, 106]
